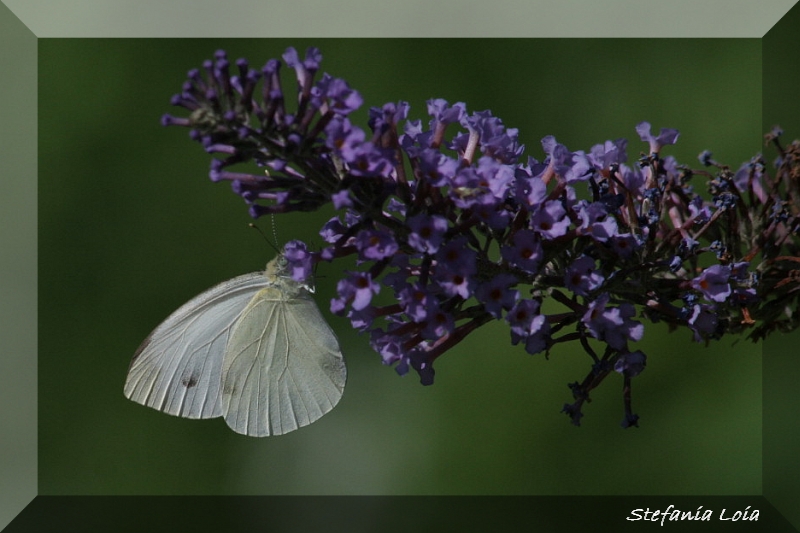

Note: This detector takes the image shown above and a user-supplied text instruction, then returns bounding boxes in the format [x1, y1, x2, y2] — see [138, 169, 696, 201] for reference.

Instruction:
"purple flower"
[698, 150, 715, 166]
[332, 271, 380, 313]
[399, 119, 427, 154]
[386, 198, 407, 216]
[345, 141, 396, 178]
[661, 155, 682, 185]
[688, 195, 712, 225]
[282, 240, 315, 282]
[524, 317, 551, 355]
[582, 294, 644, 351]
[687, 303, 719, 342]
[514, 164, 548, 207]
[325, 117, 367, 159]
[382, 254, 412, 292]
[331, 189, 353, 209]
[433, 237, 477, 299]
[587, 139, 628, 169]
[728, 262, 758, 306]
[326, 117, 396, 178]
[407, 214, 448, 253]
[691, 264, 732, 303]
[420, 304, 455, 339]
[565, 255, 604, 297]
[427, 98, 466, 131]
[506, 298, 549, 354]
[730, 261, 751, 281]
[540, 137, 580, 183]
[371, 330, 404, 366]
[282, 46, 321, 89]
[475, 274, 519, 318]
[611, 233, 639, 258]
[678, 236, 700, 256]
[311, 74, 363, 116]
[474, 156, 516, 199]
[435, 237, 477, 274]
[564, 151, 592, 183]
[397, 282, 435, 322]
[408, 349, 436, 385]
[449, 167, 494, 208]
[355, 228, 399, 260]
[576, 201, 618, 242]
[435, 272, 474, 300]
[619, 164, 646, 198]
[635, 121, 680, 154]
[319, 216, 349, 244]
[614, 350, 647, 377]
[531, 200, 571, 239]
[501, 229, 542, 273]
[733, 159, 767, 203]
[348, 305, 378, 331]
[412, 149, 460, 186]
[454, 110, 524, 164]
[368, 101, 410, 136]
[729, 283, 757, 307]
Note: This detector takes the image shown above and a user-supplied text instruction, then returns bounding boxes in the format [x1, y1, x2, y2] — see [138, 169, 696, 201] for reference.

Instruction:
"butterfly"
[124, 254, 346, 436]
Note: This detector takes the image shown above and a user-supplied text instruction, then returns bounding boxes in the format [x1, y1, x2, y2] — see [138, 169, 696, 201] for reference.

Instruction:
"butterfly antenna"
[271, 213, 280, 249]
[248, 223, 281, 254]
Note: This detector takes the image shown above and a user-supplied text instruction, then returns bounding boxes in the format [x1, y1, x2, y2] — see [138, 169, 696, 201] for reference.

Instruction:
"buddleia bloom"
[163, 47, 800, 428]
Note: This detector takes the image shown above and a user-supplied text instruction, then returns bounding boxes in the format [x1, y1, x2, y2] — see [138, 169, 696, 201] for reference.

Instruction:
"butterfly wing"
[124, 272, 269, 419]
[221, 286, 346, 437]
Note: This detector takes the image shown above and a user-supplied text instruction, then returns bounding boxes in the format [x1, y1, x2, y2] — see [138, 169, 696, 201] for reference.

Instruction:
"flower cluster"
[161, 47, 800, 428]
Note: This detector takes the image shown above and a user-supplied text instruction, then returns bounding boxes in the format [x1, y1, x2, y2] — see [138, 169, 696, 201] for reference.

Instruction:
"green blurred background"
[39, 39, 764, 495]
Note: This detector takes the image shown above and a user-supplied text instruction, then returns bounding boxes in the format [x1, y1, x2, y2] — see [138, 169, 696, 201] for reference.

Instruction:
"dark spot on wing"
[182, 375, 199, 388]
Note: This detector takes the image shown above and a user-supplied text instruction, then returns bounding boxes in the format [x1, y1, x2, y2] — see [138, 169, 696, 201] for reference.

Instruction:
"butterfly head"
[265, 253, 315, 294]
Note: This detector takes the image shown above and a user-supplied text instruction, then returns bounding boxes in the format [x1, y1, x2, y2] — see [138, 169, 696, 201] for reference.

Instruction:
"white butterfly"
[124, 254, 346, 436]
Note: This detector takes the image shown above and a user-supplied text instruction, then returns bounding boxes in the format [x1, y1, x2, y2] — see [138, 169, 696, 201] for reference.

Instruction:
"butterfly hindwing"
[221, 286, 346, 437]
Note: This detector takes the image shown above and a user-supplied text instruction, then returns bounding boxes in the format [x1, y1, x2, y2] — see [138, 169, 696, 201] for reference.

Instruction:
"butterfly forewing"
[221, 285, 346, 437]
[124, 273, 269, 419]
